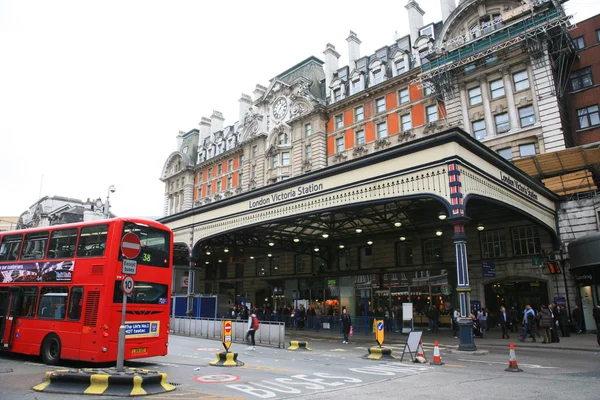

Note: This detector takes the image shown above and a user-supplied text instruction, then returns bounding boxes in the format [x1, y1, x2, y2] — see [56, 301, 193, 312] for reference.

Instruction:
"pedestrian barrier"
[364, 347, 397, 360]
[430, 340, 444, 365]
[209, 352, 244, 367]
[287, 341, 312, 351]
[32, 367, 175, 396]
[504, 343, 523, 372]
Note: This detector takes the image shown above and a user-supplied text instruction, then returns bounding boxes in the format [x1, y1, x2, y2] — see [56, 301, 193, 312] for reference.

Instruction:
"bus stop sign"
[121, 233, 141, 259]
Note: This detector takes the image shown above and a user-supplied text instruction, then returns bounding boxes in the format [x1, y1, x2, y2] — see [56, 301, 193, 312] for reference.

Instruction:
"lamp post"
[104, 185, 116, 219]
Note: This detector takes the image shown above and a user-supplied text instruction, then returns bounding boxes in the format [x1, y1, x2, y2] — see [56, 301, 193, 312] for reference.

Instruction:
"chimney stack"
[440, 0, 456, 23]
[323, 43, 340, 98]
[405, 0, 425, 48]
[239, 93, 252, 122]
[253, 84, 267, 102]
[210, 111, 224, 134]
[346, 31, 361, 70]
[199, 117, 211, 141]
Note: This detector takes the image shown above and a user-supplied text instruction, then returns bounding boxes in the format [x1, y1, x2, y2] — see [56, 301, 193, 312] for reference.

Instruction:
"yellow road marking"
[242, 364, 299, 373]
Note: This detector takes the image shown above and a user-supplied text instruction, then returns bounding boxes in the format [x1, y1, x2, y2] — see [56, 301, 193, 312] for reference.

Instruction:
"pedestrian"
[245, 309, 259, 350]
[340, 307, 352, 344]
[593, 305, 600, 346]
[477, 309, 488, 338]
[431, 306, 440, 334]
[548, 303, 560, 343]
[499, 306, 510, 339]
[452, 308, 460, 338]
[556, 305, 569, 337]
[507, 306, 519, 333]
[572, 304, 584, 334]
[298, 304, 306, 330]
[538, 305, 552, 344]
[519, 305, 536, 342]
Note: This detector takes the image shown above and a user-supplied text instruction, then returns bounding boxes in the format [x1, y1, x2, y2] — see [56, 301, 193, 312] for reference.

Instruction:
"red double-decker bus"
[0, 217, 173, 365]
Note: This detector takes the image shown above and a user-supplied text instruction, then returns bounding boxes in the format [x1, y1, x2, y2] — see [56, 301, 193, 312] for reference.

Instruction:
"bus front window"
[119, 223, 170, 268]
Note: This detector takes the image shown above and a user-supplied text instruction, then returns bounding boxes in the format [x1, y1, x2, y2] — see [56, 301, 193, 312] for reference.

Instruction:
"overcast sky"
[1, 0, 598, 218]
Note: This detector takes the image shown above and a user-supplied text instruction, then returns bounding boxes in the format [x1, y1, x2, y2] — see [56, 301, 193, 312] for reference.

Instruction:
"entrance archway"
[484, 279, 549, 314]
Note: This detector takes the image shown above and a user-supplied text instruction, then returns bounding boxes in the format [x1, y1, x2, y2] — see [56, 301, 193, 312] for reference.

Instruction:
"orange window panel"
[344, 109, 353, 125]
[203, 170, 208, 181]
[212, 166, 217, 177]
[327, 135, 335, 155]
[202, 184, 207, 198]
[211, 181, 216, 195]
[232, 171, 239, 187]
[409, 84, 422, 102]
[387, 113, 399, 135]
[439, 102, 447, 119]
[412, 103, 425, 127]
[233, 157, 240, 169]
[327, 118, 334, 133]
[193, 187, 198, 200]
[222, 176, 227, 189]
[365, 122, 375, 143]
[222, 161, 228, 173]
[345, 129, 355, 149]
[386, 92, 397, 110]
[195, 173, 200, 184]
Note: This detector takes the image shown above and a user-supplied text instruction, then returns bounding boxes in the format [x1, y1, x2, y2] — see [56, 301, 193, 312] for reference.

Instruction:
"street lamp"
[104, 185, 116, 219]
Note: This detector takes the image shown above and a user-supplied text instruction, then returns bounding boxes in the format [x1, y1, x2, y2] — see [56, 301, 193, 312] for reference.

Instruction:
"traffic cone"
[430, 340, 444, 365]
[504, 343, 523, 372]
[414, 338, 426, 363]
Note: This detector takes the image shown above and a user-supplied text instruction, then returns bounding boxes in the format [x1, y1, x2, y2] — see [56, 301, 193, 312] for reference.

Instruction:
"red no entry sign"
[224, 321, 232, 334]
[121, 233, 141, 259]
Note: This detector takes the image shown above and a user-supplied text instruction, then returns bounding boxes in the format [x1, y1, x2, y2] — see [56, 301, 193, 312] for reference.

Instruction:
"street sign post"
[117, 276, 135, 371]
[222, 320, 232, 352]
[121, 233, 141, 259]
[375, 319, 384, 347]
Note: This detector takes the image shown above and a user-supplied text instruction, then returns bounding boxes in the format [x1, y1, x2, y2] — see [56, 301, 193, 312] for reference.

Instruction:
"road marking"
[242, 364, 299, 373]
[457, 359, 558, 369]
[151, 388, 245, 399]
[194, 374, 241, 384]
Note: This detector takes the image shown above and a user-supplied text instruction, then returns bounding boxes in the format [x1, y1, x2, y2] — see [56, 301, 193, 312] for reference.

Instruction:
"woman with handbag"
[341, 307, 352, 344]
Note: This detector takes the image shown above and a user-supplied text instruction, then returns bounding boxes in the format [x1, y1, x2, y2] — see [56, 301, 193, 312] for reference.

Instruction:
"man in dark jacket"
[593, 305, 600, 346]
[572, 305, 584, 334]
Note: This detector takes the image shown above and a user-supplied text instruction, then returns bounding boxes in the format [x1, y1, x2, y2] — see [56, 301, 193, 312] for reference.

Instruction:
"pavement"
[285, 325, 600, 353]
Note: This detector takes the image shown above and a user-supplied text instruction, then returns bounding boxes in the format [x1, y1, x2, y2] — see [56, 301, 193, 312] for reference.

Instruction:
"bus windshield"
[119, 222, 170, 268]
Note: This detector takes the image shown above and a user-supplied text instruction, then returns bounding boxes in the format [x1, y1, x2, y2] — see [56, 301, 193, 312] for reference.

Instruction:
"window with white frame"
[216, 179, 222, 192]
[272, 154, 279, 168]
[305, 145, 311, 159]
[472, 120, 486, 140]
[468, 86, 482, 106]
[497, 147, 512, 160]
[217, 164, 222, 175]
[573, 36, 585, 50]
[401, 114, 412, 131]
[352, 79, 361, 93]
[278, 132, 289, 145]
[519, 143, 536, 157]
[228, 159, 233, 171]
[420, 25, 433, 37]
[336, 137, 344, 153]
[227, 176, 232, 189]
[239, 171, 243, 186]
[512, 226, 541, 256]
[377, 122, 388, 139]
[519, 106, 536, 127]
[251, 164, 256, 177]
[399, 88, 409, 104]
[426, 105, 438, 123]
[376, 97, 386, 113]
[335, 114, 343, 129]
[334, 88, 342, 102]
[395, 60, 406, 76]
[577, 105, 600, 129]
[513, 71, 530, 92]
[355, 106, 364, 122]
[495, 113, 510, 133]
[305, 123, 312, 137]
[252, 145, 257, 158]
[373, 69, 383, 84]
[356, 129, 365, 145]
[490, 79, 505, 99]
[480, 229, 506, 258]
[208, 168, 212, 179]
[281, 151, 290, 166]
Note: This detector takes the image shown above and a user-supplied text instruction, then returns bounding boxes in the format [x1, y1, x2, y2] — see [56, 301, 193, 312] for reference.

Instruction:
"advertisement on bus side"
[0, 261, 74, 283]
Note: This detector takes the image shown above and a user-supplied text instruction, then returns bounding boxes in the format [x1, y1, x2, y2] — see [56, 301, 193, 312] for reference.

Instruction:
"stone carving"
[373, 138, 391, 150]
[290, 101, 306, 117]
[333, 152, 348, 162]
[398, 131, 416, 143]
[517, 96, 532, 107]
[352, 145, 369, 156]
[493, 104, 507, 114]
[423, 121, 444, 134]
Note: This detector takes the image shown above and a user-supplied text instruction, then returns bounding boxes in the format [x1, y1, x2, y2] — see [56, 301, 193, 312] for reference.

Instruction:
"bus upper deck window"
[77, 225, 108, 257]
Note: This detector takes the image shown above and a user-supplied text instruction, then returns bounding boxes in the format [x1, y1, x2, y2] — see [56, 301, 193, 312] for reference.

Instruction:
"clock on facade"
[272, 97, 288, 120]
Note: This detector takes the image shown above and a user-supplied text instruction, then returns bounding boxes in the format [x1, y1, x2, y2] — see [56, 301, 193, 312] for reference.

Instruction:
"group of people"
[517, 303, 570, 343]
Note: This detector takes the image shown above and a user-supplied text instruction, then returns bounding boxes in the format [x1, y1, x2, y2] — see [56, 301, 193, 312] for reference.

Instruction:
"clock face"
[272, 97, 288, 120]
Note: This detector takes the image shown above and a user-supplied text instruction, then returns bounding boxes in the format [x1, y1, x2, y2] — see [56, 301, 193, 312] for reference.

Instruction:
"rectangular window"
[376, 97, 386, 113]
[424, 82, 433, 96]
[252, 145, 257, 158]
[464, 64, 476, 75]
[395, 60, 406, 76]
[352, 79, 361, 93]
[426, 105, 438, 123]
[336, 137, 345, 153]
[113, 281, 168, 304]
[495, 113, 510, 133]
[270, 256, 280, 274]
[356, 129, 365, 145]
[468, 87, 482, 106]
[490, 79, 505, 99]
[77, 225, 108, 257]
[597, 29, 600, 42]
[228, 159, 233, 171]
[498, 147, 512, 160]
[278, 132, 288, 145]
[21, 231, 49, 260]
[218, 164, 222, 175]
[335, 114, 343, 129]
[401, 114, 412, 131]
[257, 258, 267, 276]
[334, 88, 342, 101]
[480, 230, 506, 259]
[227, 176, 232, 189]
[377, 122, 388, 139]
[396, 241, 413, 266]
[38, 287, 68, 319]
[399, 88, 409, 104]
[216, 180, 222, 192]
[512, 226, 541, 256]
[0, 234, 22, 262]
[573, 36, 585, 50]
[272, 154, 279, 168]
[571, 67, 594, 91]
[472, 120, 486, 140]
[355, 106, 364, 121]
[423, 238, 442, 263]
[373, 69, 383, 84]
[519, 143, 536, 157]
[519, 105, 536, 127]
[68, 287, 83, 320]
[577, 105, 600, 129]
[513, 70, 530, 92]
[305, 123, 312, 137]
[305, 145, 311, 159]
[48, 228, 77, 259]
[17, 286, 38, 317]
[295, 254, 309, 274]
[420, 25, 433, 37]
[281, 151, 290, 166]
[208, 168, 212, 179]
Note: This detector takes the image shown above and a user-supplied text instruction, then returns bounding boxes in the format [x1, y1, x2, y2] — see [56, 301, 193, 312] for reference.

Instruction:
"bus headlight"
[102, 347, 108, 353]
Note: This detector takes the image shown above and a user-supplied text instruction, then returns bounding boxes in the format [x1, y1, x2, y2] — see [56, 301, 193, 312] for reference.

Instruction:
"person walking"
[499, 306, 510, 339]
[572, 304, 584, 334]
[593, 305, 600, 346]
[548, 303, 560, 343]
[298, 304, 306, 331]
[538, 305, 552, 344]
[452, 308, 460, 338]
[478, 309, 488, 338]
[556, 305, 569, 337]
[507, 306, 519, 333]
[245, 309, 259, 350]
[340, 307, 352, 344]
[519, 305, 536, 342]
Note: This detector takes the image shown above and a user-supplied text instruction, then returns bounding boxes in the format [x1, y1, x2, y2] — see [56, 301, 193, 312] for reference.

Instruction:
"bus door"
[1, 287, 21, 350]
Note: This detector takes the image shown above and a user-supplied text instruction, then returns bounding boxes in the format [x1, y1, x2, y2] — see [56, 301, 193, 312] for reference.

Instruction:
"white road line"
[457, 358, 558, 369]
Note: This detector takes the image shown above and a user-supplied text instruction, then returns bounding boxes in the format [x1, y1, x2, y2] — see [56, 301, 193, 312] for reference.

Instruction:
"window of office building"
[495, 113, 510, 133]
[519, 143, 536, 157]
[335, 114, 343, 129]
[401, 114, 412, 131]
[355, 106, 364, 122]
[480, 229, 506, 258]
[513, 71, 530, 92]
[573, 36, 585, 50]
[356, 129, 365, 145]
[490, 79, 505, 99]
[376, 97, 385, 113]
[512, 226, 541, 256]
[399, 88, 409, 104]
[577, 105, 600, 129]
[519, 106, 536, 127]
[305, 123, 312, 137]
[377, 122, 388, 139]
[336, 137, 344, 153]
[571, 68, 593, 91]
[469, 87, 482, 106]
[426, 105, 438, 123]
[497, 147, 512, 160]
[472, 120, 486, 140]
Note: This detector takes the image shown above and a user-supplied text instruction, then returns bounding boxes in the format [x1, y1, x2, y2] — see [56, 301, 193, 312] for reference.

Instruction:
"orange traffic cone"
[504, 343, 523, 372]
[414, 338, 427, 363]
[430, 340, 444, 365]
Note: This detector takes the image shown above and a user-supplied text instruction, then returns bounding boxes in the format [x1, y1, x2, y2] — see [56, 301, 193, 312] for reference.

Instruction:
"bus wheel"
[41, 334, 61, 365]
